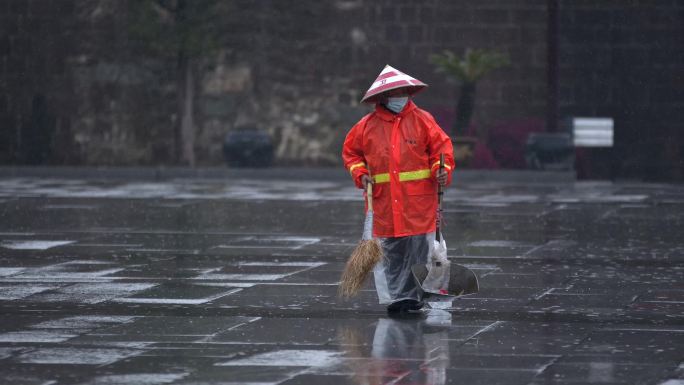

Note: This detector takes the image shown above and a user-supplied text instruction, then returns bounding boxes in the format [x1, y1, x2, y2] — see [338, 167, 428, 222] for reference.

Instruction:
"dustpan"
[411, 261, 479, 300]
[411, 154, 479, 300]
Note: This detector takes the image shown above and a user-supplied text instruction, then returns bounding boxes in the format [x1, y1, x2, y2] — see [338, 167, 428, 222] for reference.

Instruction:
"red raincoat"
[342, 100, 455, 238]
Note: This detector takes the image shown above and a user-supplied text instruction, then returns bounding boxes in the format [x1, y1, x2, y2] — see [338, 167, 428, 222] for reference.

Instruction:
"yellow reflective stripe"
[432, 161, 452, 170]
[373, 173, 390, 183]
[399, 169, 431, 181]
[348, 162, 365, 174]
[373, 169, 431, 184]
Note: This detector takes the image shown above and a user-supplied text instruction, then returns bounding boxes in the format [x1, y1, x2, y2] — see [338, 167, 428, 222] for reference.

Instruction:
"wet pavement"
[0, 172, 682, 385]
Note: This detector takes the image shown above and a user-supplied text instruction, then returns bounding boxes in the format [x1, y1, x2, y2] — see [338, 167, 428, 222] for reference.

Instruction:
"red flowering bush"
[487, 118, 545, 169]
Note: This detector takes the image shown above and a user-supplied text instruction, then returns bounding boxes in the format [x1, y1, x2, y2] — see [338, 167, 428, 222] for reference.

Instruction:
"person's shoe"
[405, 300, 425, 312]
[386, 300, 407, 314]
[386, 299, 424, 314]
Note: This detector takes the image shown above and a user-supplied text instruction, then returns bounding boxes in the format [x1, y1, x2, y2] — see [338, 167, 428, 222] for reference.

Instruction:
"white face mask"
[386, 96, 408, 113]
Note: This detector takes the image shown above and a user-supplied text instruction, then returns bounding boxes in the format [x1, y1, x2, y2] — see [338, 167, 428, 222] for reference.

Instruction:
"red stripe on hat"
[375, 71, 400, 82]
[367, 79, 425, 96]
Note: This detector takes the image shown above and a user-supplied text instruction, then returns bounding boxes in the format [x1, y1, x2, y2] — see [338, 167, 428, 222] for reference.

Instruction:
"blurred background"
[0, 0, 682, 181]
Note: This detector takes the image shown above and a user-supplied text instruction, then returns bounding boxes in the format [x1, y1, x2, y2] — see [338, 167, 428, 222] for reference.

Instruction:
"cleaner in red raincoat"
[342, 65, 455, 314]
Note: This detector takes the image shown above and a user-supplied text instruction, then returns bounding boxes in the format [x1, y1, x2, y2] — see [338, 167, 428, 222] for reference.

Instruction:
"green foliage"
[430, 48, 510, 84]
[127, 0, 228, 59]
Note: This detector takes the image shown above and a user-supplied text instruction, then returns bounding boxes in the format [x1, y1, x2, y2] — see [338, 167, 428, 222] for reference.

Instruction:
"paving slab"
[0, 173, 682, 384]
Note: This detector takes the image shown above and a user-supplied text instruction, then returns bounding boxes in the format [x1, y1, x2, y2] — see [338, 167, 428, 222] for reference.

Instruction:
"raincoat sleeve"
[423, 112, 455, 186]
[342, 115, 371, 189]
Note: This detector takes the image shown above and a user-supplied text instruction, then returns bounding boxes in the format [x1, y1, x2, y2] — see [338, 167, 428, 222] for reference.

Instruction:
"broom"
[338, 181, 383, 298]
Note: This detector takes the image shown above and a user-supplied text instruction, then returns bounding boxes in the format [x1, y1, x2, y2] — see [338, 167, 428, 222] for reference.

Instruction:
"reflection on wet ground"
[0, 175, 682, 384]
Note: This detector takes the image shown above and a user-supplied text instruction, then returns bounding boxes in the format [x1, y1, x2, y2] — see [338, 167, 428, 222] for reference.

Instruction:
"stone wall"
[195, 0, 550, 166]
[558, 0, 684, 180]
[0, 0, 548, 167]
[0, 0, 78, 164]
[1, 0, 681, 180]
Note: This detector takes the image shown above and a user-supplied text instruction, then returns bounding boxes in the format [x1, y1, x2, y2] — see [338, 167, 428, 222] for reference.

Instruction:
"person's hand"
[361, 174, 374, 190]
[436, 169, 448, 187]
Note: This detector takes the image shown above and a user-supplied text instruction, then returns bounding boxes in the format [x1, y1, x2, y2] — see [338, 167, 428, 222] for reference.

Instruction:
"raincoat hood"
[360, 64, 428, 104]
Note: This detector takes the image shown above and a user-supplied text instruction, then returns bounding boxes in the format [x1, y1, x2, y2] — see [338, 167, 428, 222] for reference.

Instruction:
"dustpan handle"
[436, 154, 445, 242]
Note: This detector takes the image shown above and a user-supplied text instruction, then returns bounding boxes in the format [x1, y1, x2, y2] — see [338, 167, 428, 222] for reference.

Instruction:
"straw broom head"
[338, 182, 382, 298]
[338, 237, 383, 298]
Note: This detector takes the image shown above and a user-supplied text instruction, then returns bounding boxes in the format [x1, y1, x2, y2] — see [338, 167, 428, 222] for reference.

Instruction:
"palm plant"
[431, 49, 510, 137]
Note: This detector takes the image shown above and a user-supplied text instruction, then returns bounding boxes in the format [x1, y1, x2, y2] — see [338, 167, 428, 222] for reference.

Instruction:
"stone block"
[440, 28, 485, 46]
[53, 0, 75, 16]
[433, 7, 471, 25]
[384, 24, 404, 42]
[411, 44, 434, 63]
[472, 9, 512, 25]
[507, 46, 532, 67]
[519, 25, 546, 43]
[481, 27, 521, 45]
[575, 84, 615, 106]
[407, 24, 424, 42]
[28, 0, 61, 15]
[529, 47, 547, 67]
[364, 5, 376, 22]
[511, 9, 548, 25]
[649, 48, 684, 70]
[0, 36, 10, 56]
[501, 84, 534, 101]
[5, 53, 26, 75]
[399, 6, 417, 23]
[610, 8, 646, 27]
[419, 6, 434, 23]
[7, 0, 29, 15]
[379, 6, 397, 22]
[559, 46, 611, 68]
[200, 94, 240, 119]
[432, 26, 452, 44]
[202, 64, 252, 95]
[572, 9, 616, 26]
[650, 86, 684, 104]
[466, 0, 535, 9]
[559, 26, 599, 45]
[609, 46, 650, 67]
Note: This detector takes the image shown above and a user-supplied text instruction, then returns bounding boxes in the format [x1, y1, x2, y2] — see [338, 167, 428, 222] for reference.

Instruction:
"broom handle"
[366, 180, 373, 212]
[436, 153, 445, 242]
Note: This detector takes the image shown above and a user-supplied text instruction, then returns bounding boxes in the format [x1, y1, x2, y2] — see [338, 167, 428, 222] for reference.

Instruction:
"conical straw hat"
[360, 64, 428, 103]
